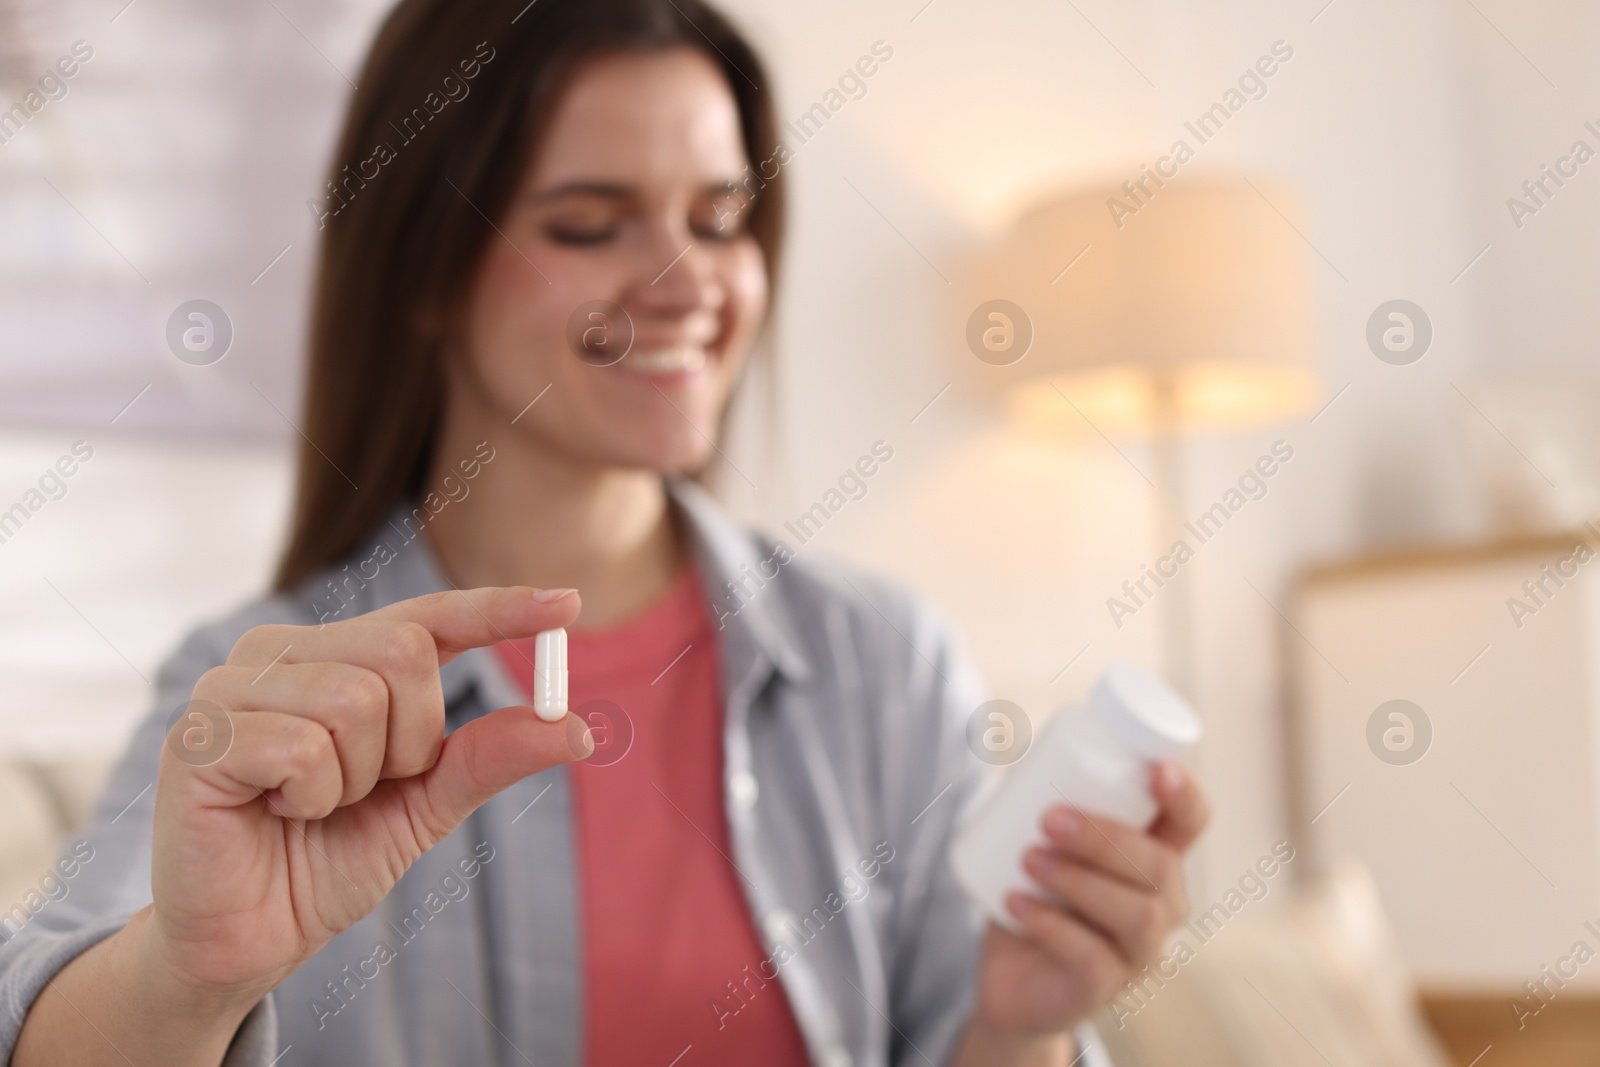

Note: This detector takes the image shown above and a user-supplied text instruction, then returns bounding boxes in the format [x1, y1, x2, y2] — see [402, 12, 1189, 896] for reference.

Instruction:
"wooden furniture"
[1287, 534, 1600, 1062]
[1421, 992, 1600, 1067]
[1289, 534, 1600, 986]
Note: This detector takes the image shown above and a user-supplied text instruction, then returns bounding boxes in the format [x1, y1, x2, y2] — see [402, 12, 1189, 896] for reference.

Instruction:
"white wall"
[0, 430, 289, 758]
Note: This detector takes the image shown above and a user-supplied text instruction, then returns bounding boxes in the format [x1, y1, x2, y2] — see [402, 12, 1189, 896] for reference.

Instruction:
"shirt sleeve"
[875, 596, 990, 1067]
[1075, 1022, 1116, 1066]
[0, 622, 282, 1067]
[881, 600, 1120, 1067]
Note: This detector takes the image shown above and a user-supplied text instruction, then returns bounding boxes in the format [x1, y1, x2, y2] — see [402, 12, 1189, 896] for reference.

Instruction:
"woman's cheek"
[719, 243, 768, 358]
[730, 241, 768, 322]
[479, 290, 559, 384]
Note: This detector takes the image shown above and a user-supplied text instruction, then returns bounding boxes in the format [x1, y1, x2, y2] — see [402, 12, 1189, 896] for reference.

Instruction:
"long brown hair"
[273, 0, 785, 591]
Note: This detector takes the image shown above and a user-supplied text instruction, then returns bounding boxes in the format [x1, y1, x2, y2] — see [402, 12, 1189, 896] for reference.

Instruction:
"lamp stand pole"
[1149, 375, 1196, 704]
[1149, 373, 1210, 898]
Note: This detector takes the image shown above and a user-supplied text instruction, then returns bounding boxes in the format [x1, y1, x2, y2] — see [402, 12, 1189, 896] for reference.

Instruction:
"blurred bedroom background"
[2, 0, 1599, 1063]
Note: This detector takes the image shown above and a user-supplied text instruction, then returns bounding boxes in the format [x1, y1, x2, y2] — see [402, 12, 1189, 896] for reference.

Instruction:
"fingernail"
[565, 714, 594, 759]
[1024, 848, 1059, 878]
[533, 587, 577, 603]
[1160, 762, 1187, 792]
[1045, 808, 1081, 839]
[1005, 892, 1035, 920]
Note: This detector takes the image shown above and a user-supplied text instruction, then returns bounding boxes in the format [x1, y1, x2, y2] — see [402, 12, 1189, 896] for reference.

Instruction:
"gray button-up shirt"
[0, 478, 1108, 1066]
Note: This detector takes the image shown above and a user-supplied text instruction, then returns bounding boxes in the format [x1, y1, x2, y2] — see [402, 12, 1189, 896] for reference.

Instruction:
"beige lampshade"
[978, 179, 1319, 434]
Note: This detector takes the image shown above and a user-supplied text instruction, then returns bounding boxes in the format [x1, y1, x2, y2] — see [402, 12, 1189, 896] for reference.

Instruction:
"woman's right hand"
[144, 585, 588, 1003]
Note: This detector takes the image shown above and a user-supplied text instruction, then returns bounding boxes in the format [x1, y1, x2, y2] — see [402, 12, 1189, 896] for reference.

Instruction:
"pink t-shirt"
[494, 567, 811, 1066]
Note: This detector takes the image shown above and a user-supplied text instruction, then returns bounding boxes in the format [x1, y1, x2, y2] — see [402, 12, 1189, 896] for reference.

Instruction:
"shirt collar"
[666, 476, 813, 685]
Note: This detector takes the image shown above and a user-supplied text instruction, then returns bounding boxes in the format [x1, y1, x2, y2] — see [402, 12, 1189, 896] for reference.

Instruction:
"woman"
[4, 1, 1207, 1064]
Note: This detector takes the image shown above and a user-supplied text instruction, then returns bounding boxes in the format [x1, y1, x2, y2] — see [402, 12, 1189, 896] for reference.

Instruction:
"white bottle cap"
[533, 628, 568, 722]
[1090, 664, 1200, 759]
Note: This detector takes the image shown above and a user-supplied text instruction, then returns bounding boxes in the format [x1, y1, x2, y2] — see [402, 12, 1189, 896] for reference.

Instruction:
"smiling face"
[447, 46, 768, 474]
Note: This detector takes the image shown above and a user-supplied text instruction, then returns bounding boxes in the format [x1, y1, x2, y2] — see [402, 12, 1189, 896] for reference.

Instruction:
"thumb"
[1148, 761, 1209, 851]
[409, 706, 593, 842]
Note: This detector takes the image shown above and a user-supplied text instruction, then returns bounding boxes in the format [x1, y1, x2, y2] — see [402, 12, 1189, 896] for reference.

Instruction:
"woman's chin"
[602, 431, 718, 477]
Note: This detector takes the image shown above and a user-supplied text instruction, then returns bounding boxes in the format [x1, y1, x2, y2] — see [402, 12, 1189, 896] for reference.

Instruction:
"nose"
[628, 231, 725, 331]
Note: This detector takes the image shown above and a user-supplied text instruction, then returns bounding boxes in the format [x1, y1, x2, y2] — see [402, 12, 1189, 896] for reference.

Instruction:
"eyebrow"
[527, 181, 634, 204]
[525, 178, 743, 205]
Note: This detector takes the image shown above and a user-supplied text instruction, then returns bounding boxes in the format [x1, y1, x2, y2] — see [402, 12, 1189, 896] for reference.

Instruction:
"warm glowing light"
[1008, 362, 1320, 437]
[977, 181, 1321, 439]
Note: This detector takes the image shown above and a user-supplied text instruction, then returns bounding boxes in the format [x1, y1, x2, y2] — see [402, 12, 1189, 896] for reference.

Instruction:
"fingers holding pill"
[368, 585, 581, 662]
[184, 585, 588, 816]
[143, 586, 593, 1003]
[227, 617, 445, 781]
[220, 588, 581, 782]
[405, 702, 594, 844]
[364, 586, 580, 769]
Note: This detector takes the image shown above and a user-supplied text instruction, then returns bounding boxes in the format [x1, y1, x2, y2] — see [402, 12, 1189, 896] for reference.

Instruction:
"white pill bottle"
[950, 664, 1201, 930]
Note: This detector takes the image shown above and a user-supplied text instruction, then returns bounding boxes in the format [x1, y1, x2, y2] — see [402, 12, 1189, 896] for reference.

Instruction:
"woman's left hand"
[972, 761, 1210, 1045]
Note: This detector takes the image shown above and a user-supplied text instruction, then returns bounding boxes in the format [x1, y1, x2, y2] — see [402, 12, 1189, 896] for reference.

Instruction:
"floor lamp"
[977, 179, 1320, 702]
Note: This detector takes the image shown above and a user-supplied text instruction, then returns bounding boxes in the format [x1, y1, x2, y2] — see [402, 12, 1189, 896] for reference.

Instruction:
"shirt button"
[729, 770, 759, 809]
[763, 907, 797, 944]
[822, 1047, 852, 1067]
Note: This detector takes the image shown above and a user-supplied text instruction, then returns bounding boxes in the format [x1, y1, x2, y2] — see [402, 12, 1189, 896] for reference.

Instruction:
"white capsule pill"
[533, 628, 568, 722]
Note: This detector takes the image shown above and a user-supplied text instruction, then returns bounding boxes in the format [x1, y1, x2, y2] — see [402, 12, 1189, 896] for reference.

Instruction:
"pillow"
[0, 758, 115, 921]
[1093, 860, 1452, 1067]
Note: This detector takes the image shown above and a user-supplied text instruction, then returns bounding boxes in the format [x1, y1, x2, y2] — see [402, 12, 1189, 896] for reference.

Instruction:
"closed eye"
[546, 224, 618, 246]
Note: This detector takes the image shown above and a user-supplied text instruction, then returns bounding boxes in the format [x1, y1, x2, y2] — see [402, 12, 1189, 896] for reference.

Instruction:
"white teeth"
[621, 345, 707, 374]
